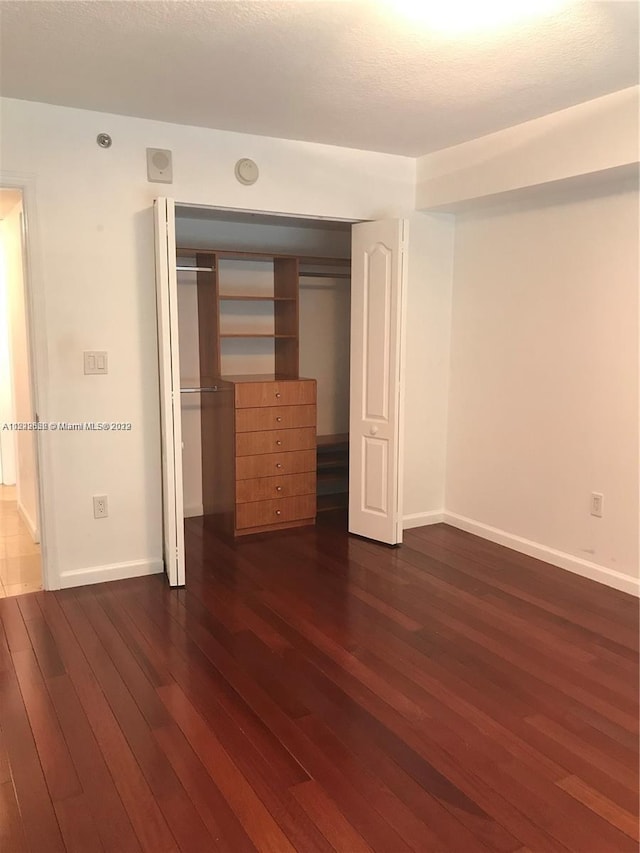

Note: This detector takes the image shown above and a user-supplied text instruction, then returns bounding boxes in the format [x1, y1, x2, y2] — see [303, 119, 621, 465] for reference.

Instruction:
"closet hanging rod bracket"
[176, 265, 216, 272]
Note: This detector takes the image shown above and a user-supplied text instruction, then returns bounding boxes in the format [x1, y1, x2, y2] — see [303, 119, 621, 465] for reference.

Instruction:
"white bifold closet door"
[349, 219, 407, 545]
[153, 197, 185, 586]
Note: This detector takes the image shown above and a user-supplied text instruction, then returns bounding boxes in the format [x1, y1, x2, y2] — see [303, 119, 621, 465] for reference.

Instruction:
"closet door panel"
[349, 219, 407, 546]
[153, 197, 185, 587]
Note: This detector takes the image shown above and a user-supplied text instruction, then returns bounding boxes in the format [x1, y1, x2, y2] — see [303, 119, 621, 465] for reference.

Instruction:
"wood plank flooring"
[0, 513, 638, 852]
[0, 485, 43, 598]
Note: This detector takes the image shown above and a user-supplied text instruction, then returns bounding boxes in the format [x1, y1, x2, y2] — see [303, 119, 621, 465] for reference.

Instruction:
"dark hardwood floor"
[1, 513, 638, 852]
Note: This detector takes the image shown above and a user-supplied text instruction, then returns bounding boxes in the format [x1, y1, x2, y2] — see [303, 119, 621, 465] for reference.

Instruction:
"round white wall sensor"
[235, 158, 259, 185]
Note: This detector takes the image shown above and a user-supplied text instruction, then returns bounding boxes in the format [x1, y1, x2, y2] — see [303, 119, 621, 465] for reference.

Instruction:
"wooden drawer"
[236, 495, 316, 530]
[236, 449, 315, 480]
[235, 380, 316, 409]
[235, 404, 316, 433]
[236, 472, 316, 504]
[236, 427, 315, 457]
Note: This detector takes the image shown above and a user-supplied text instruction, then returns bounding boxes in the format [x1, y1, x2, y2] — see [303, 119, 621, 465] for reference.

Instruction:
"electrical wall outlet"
[93, 495, 108, 519]
[590, 492, 603, 518]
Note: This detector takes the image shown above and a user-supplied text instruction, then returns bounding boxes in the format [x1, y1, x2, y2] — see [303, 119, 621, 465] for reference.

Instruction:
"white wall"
[0, 97, 414, 588]
[1, 200, 39, 538]
[416, 86, 639, 211]
[445, 186, 639, 593]
[403, 213, 454, 526]
[2, 94, 635, 595]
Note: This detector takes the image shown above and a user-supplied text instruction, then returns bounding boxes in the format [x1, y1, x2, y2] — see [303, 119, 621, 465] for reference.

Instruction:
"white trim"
[58, 559, 163, 590]
[403, 510, 445, 529]
[17, 500, 39, 543]
[155, 198, 185, 587]
[443, 512, 640, 597]
[395, 220, 408, 544]
[174, 200, 359, 225]
[184, 503, 204, 519]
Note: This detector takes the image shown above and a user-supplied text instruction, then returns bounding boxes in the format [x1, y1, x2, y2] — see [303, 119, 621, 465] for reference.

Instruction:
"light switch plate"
[84, 351, 108, 374]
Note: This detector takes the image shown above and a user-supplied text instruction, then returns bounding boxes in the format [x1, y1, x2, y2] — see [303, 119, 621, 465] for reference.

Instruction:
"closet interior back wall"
[175, 214, 352, 519]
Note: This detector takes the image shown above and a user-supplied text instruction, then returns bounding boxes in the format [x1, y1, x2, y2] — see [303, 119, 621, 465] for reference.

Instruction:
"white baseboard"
[52, 516, 638, 597]
[184, 503, 204, 519]
[443, 512, 640, 597]
[403, 510, 445, 530]
[17, 500, 39, 544]
[58, 558, 163, 590]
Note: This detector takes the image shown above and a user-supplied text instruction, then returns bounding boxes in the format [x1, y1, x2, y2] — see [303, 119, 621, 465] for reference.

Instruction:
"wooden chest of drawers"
[205, 376, 317, 536]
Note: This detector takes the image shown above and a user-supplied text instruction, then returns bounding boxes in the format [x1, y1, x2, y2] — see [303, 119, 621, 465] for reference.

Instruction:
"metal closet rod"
[176, 265, 216, 272]
[180, 386, 220, 393]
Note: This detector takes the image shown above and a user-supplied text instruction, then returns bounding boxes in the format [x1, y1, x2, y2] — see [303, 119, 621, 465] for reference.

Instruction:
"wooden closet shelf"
[317, 471, 349, 488]
[317, 493, 348, 512]
[317, 461, 349, 474]
[299, 271, 351, 280]
[218, 295, 296, 302]
[176, 247, 217, 258]
[177, 246, 349, 266]
[220, 333, 297, 339]
[317, 433, 349, 476]
[317, 433, 349, 447]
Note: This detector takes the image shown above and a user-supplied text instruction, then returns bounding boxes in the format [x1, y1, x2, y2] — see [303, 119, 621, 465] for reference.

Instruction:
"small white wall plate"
[235, 158, 259, 185]
[84, 351, 108, 374]
[147, 148, 173, 184]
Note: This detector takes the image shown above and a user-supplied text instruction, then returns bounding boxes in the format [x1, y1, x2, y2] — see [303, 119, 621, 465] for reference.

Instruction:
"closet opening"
[173, 204, 353, 552]
[0, 187, 44, 596]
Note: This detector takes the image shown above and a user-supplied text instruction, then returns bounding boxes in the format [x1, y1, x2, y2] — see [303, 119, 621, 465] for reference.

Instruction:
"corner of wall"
[404, 510, 445, 530]
[442, 512, 640, 597]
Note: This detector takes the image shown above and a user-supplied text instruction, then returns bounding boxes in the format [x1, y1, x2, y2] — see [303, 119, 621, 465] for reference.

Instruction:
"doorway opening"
[156, 199, 407, 586]
[0, 188, 43, 597]
[173, 204, 353, 561]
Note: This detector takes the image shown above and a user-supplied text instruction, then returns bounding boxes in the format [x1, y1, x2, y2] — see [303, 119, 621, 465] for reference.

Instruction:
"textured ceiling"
[0, 1, 638, 156]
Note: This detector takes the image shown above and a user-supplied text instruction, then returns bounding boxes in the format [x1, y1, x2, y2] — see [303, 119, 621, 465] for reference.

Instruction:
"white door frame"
[0, 172, 53, 590]
[173, 200, 358, 227]
[154, 198, 185, 587]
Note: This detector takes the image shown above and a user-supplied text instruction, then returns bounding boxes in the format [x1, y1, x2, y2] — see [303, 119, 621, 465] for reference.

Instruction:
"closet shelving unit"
[298, 260, 351, 514]
[176, 247, 350, 379]
[316, 433, 349, 512]
[176, 246, 351, 533]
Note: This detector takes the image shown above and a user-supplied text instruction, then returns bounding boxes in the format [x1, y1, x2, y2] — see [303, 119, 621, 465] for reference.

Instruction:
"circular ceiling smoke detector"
[96, 133, 113, 148]
[235, 158, 259, 185]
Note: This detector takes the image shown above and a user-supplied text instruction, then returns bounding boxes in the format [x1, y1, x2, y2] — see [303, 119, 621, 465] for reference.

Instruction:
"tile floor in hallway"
[0, 484, 42, 597]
